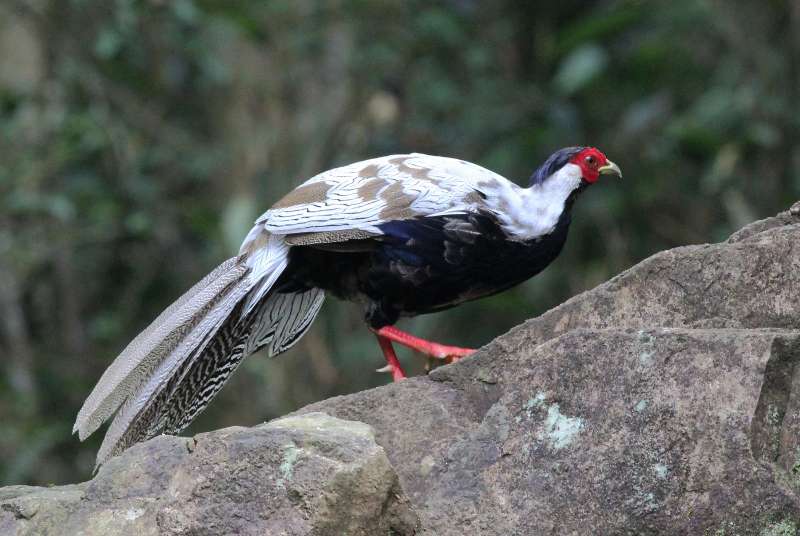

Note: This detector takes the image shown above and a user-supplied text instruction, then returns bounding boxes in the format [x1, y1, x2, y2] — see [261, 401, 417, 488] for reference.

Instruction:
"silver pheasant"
[74, 149, 621, 467]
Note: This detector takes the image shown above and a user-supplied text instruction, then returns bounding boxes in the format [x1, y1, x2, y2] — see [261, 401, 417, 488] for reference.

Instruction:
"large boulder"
[303, 328, 800, 535]
[296, 201, 800, 535]
[0, 413, 419, 536]
[2, 201, 800, 535]
[502, 201, 800, 348]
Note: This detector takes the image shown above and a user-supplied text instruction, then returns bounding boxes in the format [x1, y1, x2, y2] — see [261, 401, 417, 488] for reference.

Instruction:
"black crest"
[529, 146, 585, 186]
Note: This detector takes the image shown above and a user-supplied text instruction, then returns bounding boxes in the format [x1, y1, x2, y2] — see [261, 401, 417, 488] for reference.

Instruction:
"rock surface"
[0, 413, 419, 536]
[298, 201, 800, 535]
[2, 201, 800, 535]
[304, 329, 800, 535]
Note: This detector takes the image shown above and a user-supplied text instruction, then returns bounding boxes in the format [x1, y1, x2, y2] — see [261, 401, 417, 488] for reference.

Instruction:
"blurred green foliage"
[1, 0, 798, 485]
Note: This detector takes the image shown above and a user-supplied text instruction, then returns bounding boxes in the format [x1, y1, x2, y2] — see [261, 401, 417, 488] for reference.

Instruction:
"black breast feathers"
[278, 209, 573, 328]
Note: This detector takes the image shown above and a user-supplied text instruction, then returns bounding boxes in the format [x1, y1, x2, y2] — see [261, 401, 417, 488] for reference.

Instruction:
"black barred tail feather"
[75, 246, 325, 468]
[95, 287, 324, 466]
[73, 257, 251, 441]
[94, 300, 252, 465]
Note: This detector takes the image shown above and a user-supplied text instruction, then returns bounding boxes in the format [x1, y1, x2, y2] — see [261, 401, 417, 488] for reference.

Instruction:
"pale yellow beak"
[598, 160, 622, 179]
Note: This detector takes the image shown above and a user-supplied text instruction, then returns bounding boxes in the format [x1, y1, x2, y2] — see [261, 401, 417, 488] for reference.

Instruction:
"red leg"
[373, 325, 476, 363]
[374, 334, 407, 381]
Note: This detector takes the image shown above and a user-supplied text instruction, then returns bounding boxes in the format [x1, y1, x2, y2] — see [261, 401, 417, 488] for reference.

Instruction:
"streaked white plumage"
[255, 153, 585, 243]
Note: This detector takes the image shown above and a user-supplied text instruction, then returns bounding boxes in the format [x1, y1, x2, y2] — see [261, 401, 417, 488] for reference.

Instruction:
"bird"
[74, 146, 621, 466]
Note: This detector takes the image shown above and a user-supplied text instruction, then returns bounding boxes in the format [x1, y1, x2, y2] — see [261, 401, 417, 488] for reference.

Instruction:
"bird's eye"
[585, 155, 596, 167]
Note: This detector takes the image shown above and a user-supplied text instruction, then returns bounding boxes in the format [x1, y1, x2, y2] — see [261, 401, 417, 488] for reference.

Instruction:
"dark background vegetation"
[1, 0, 798, 485]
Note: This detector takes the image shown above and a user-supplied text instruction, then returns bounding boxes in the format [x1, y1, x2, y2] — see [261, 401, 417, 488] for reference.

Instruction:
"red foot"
[374, 334, 407, 382]
[373, 325, 476, 363]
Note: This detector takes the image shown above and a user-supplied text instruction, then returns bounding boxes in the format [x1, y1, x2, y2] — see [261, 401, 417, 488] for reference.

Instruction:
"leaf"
[553, 44, 608, 96]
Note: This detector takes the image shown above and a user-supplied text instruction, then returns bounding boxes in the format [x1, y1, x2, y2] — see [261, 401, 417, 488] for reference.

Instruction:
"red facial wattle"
[570, 147, 608, 183]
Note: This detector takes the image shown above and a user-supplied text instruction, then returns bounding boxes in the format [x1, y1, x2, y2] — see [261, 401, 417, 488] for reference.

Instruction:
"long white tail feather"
[95, 270, 255, 465]
[74, 257, 248, 440]
[95, 280, 322, 467]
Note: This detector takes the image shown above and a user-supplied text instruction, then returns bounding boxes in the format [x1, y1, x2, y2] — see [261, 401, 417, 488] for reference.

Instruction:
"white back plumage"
[258, 153, 503, 236]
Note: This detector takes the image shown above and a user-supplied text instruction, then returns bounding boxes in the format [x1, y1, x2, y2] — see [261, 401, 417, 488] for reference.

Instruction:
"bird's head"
[529, 146, 622, 188]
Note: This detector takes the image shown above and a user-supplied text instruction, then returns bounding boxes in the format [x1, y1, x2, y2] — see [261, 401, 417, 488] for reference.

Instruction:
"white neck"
[488, 163, 584, 240]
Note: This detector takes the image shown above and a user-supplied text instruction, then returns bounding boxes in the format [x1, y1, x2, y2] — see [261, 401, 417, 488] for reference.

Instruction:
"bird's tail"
[74, 234, 324, 467]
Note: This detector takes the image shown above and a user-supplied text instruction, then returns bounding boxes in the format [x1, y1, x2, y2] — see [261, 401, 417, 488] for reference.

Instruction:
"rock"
[498, 210, 800, 354]
[0, 413, 419, 536]
[3, 201, 800, 535]
[727, 201, 800, 242]
[303, 329, 800, 535]
[295, 202, 800, 535]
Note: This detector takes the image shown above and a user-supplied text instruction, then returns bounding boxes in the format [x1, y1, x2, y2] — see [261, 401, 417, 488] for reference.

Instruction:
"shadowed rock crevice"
[751, 336, 800, 465]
